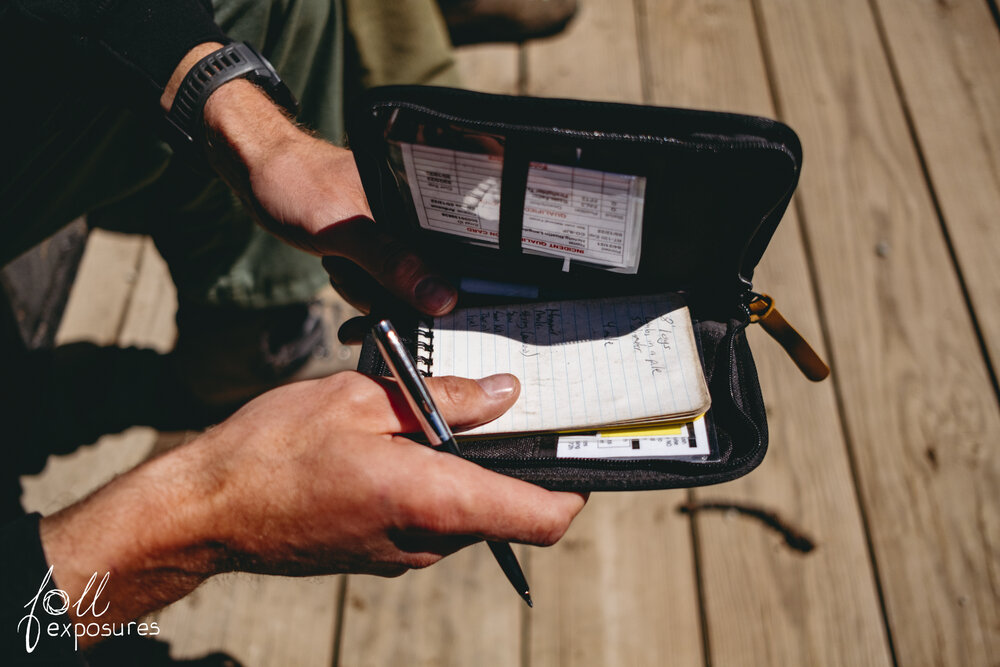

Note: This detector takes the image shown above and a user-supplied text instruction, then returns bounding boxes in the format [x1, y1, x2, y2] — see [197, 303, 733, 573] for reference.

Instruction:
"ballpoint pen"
[372, 319, 533, 608]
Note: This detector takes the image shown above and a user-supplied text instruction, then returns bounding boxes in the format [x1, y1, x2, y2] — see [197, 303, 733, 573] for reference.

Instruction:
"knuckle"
[325, 369, 363, 390]
[378, 243, 423, 289]
[434, 376, 475, 409]
[328, 371, 377, 403]
[321, 371, 389, 424]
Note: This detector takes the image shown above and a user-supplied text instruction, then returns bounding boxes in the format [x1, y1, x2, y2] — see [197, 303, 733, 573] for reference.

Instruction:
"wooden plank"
[454, 43, 520, 95]
[55, 229, 144, 347]
[338, 547, 523, 667]
[527, 492, 702, 667]
[523, 2, 703, 665]
[115, 238, 177, 351]
[872, 0, 1000, 372]
[335, 43, 524, 667]
[640, 1, 895, 664]
[20, 230, 151, 515]
[154, 574, 338, 667]
[755, 0, 1000, 664]
[525, 0, 643, 104]
[18, 426, 156, 517]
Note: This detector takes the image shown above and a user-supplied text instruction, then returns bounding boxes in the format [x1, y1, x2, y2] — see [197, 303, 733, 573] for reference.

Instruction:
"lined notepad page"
[427, 294, 710, 436]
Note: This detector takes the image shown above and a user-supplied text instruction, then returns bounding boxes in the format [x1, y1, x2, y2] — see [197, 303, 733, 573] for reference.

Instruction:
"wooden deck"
[19, 0, 1000, 665]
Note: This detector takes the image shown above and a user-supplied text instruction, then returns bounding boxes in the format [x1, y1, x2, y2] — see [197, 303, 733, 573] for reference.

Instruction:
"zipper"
[747, 292, 829, 381]
[366, 98, 810, 476]
[371, 101, 798, 158]
[374, 100, 801, 296]
[461, 294, 824, 476]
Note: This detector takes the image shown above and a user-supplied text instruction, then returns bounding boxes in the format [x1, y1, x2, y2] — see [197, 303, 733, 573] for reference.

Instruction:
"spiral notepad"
[417, 293, 711, 437]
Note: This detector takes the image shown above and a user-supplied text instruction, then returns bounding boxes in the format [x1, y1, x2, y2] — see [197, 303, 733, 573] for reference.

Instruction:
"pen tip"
[523, 591, 533, 608]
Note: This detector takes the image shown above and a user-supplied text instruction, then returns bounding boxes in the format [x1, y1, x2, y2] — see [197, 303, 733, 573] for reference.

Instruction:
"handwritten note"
[427, 294, 710, 436]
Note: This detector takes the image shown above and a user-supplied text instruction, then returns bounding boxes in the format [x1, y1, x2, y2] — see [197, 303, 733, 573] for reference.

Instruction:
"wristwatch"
[163, 42, 299, 154]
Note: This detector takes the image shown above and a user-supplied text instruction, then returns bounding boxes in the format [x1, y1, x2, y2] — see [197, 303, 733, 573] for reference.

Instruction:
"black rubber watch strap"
[164, 42, 299, 152]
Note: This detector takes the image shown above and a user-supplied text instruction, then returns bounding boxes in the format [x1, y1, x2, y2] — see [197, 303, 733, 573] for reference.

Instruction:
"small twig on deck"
[678, 500, 817, 554]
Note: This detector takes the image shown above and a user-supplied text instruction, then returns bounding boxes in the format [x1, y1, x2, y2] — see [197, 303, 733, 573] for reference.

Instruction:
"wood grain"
[872, 0, 1000, 373]
[115, 239, 177, 351]
[525, 0, 643, 105]
[338, 547, 523, 667]
[524, 2, 703, 665]
[756, 0, 1000, 663]
[55, 230, 145, 347]
[528, 492, 703, 667]
[640, 0, 895, 664]
[155, 574, 339, 666]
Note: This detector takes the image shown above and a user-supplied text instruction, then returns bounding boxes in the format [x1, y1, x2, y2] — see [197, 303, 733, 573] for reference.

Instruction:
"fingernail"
[414, 276, 457, 313]
[476, 374, 518, 399]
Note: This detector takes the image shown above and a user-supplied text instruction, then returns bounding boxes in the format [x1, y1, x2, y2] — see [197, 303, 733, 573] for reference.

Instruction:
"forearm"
[160, 42, 299, 197]
[38, 443, 222, 648]
[158, 41, 453, 314]
[159, 41, 369, 249]
[28, 371, 583, 653]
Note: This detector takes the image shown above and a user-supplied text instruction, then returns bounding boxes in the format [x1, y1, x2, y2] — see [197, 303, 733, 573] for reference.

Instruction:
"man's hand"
[186, 371, 584, 576]
[39, 372, 586, 646]
[160, 44, 457, 317]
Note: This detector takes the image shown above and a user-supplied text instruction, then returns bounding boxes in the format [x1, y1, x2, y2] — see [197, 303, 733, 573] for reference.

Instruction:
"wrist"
[161, 41, 300, 167]
[38, 442, 225, 628]
[202, 78, 302, 169]
[161, 42, 226, 113]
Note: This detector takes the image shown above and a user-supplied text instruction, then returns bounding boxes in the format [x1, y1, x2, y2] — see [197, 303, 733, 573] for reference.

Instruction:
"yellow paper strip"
[598, 423, 686, 438]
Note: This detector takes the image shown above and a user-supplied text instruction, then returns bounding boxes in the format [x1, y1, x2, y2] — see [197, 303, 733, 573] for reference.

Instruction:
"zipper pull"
[748, 293, 830, 381]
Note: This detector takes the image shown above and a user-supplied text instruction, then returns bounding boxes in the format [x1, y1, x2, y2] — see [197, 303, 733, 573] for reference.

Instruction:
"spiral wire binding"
[416, 318, 434, 377]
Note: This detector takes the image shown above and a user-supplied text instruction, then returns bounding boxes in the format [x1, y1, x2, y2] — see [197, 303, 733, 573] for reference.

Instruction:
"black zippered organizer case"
[348, 86, 802, 491]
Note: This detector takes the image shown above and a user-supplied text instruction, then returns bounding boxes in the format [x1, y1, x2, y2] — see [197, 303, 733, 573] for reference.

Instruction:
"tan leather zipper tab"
[748, 294, 830, 381]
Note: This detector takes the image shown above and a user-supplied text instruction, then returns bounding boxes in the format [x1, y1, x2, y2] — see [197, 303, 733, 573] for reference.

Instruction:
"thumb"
[369, 373, 521, 434]
[316, 217, 457, 316]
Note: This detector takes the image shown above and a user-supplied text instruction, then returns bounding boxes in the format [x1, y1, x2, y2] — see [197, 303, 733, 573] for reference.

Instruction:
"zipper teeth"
[372, 102, 797, 157]
[723, 324, 764, 468]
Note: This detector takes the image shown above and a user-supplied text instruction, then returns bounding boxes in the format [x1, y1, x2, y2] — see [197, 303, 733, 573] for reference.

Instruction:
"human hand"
[188, 371, 585, 576]
[40, 372, 585, 640]
[203, 82, 457, 316]
[161, 44, 457, 317]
